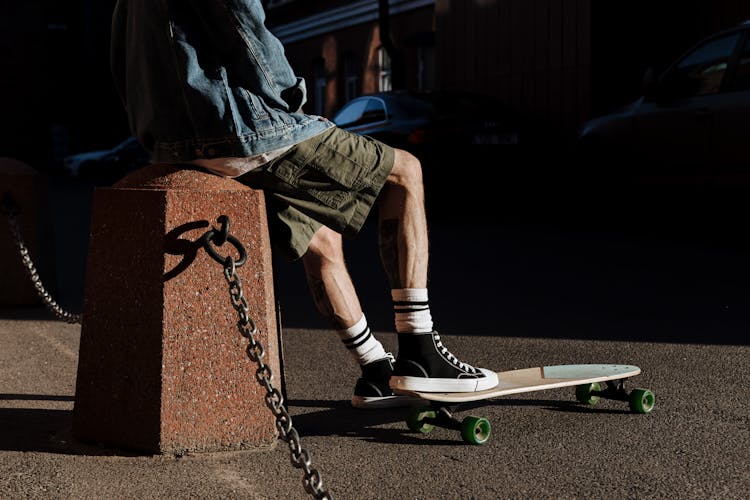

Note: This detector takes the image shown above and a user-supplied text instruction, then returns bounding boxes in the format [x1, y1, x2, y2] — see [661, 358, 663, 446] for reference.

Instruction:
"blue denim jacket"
[111, 0, 332, 162]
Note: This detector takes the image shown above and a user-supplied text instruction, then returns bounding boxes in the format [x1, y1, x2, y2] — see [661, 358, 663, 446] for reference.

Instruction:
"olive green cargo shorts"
[237, 126, 395, 260]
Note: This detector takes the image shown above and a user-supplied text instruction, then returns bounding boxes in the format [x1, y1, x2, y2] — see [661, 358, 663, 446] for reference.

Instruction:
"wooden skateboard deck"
[396, 364, 642, 403]
[395, 364, 654, 444]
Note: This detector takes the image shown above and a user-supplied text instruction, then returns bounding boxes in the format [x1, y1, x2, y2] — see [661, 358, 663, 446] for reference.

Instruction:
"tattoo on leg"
[379, 218, 401, 289]
[306, 275, 336, 325]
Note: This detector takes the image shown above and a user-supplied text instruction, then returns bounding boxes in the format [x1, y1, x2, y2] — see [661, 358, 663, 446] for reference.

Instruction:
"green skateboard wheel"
[460, 416, 491, 445]
[575, 382, 602, 405]
[629, 388, 655, 414]
[406, 407, 436, 434]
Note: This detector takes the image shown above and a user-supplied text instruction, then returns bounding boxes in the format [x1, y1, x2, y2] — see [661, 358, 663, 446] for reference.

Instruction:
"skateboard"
[394, 364, 655, 445]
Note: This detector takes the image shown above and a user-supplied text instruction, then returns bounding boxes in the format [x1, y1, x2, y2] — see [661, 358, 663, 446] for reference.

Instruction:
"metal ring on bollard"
[214, 215, 230, 246]
[202, 230, 248, 267]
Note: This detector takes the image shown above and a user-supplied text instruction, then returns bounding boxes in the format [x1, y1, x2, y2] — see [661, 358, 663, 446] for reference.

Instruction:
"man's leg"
[302, 225, 414, 408]
[302, 225, 363, 330]
[376, 149, 429, 290]
[377, 149, 498, 393]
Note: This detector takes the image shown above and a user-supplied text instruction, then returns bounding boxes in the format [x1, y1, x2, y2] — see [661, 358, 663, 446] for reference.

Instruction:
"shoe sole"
[390, 370, 499, 393]
[351, 395, 424, 409]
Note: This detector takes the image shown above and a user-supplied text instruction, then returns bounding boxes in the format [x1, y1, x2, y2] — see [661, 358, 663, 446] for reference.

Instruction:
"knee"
[389, 149, 423, 190]
[304, 226, 343, 263]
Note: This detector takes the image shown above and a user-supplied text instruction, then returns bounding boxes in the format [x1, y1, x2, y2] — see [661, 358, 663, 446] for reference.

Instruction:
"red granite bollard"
[72, 164, 281, 454]
[0, 158, 51, 306]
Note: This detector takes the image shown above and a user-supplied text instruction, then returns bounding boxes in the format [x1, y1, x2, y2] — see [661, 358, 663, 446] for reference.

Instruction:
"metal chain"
[1, 194, 81, 324]
[204, 223, 333, 500]
[3, 198, 330, 497]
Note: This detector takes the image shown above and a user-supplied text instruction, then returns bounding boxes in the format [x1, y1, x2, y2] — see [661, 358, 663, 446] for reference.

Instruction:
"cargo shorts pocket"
[302, 142, 369, 208]
[262, 127, 378, 210]
[264, 155, 350, 210]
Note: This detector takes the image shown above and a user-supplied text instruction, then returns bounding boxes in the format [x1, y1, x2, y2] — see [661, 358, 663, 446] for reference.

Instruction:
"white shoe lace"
[433, 332, 478, 374]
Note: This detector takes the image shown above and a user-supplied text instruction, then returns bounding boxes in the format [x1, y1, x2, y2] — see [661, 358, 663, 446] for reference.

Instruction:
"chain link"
[1, 194, 81, 324]
[206, 227, 333, 500]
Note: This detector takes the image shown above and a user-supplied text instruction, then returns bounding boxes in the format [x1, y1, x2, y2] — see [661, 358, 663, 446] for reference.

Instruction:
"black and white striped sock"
[337, 314, 387, 365]
[392, 288, 433, 334]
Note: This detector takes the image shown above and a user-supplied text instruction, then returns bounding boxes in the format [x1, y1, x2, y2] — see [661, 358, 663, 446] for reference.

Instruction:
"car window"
[361, 98, 387, 123]
[333, 99, 368, 127]
[333, 97, 387, 127]
[732, 33, 750, 90]
[113, 137, 136, 152]
[667, 33, 741, 97]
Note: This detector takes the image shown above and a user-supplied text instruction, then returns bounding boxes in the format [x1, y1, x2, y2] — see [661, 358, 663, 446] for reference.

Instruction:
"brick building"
[2, 0, 749, 172]
[267, 0, 750, 142]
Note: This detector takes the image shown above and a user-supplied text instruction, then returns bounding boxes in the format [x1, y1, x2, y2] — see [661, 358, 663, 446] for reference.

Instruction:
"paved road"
[0, 312, 748, 499]
[1, 168, 748, 498]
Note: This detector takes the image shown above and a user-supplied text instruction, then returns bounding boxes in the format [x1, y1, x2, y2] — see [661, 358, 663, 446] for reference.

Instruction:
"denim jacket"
[110, 0, 332, 163]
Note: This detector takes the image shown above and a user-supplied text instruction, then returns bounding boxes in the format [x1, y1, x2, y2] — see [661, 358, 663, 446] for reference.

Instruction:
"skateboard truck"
[575, 378, 655, 414]
[407, 404, 493, 445]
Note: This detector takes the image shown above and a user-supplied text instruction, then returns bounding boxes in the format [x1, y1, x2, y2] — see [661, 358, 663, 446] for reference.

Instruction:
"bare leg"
[302, 225, 363, 329]
[304, 225, 408, 408]
[301, 148, 495, 397]
[301, 148, 428, 325]
[377, 149, 429, 289]
[378, 150, 498, 392]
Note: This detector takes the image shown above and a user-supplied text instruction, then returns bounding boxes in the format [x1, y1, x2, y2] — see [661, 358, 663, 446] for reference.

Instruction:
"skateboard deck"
[395, 364, 654, 444]
[397, 364, 642, 402]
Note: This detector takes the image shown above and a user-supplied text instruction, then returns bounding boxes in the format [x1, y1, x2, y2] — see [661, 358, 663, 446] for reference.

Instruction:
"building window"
[312, 58, 327, 116]
[378, 47, 392, 92]
[343, 53, 360, 102]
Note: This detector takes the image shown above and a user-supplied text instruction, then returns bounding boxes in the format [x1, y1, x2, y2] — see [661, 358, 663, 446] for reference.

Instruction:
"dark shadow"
[272, 212, 750, 345]
[163, 220, 210, 281]
[287, 399, 458, 445]
[471, 398, 633, 415]
[287, 397, 632, 445]
[0, 396, 631, 453]
[0, 307, 63, 321]
[0, 408, 144, 456]
[0, 394, 74, 402]
[543, 403, 633, 415]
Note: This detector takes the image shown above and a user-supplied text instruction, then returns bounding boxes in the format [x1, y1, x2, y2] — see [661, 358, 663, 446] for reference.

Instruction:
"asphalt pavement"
[1, 168, 749, 498]
[1, 310, 748, 499]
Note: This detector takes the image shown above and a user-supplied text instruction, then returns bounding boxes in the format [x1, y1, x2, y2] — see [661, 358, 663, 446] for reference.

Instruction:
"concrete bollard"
[0, 158, 52, 306]
[72, 163, 281, 454]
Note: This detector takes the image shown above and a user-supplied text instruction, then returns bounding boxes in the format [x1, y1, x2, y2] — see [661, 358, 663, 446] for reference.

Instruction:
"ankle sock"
[337, 314, 387, 365]
[392, 288, 433, 334]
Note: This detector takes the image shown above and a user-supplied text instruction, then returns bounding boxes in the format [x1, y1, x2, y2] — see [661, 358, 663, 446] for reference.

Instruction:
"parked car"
[577, 21, 750, 180]
[332, 90, 524, 155]
[63, 136, 151, 178]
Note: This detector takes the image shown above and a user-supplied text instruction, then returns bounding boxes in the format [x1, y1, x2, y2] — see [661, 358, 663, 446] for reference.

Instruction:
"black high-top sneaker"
[390, 332, 498, 392]
[352, 354, 422, 409]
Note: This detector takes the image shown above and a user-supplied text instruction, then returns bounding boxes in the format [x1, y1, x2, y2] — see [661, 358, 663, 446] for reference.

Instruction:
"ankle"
[392, 288, 433, 334]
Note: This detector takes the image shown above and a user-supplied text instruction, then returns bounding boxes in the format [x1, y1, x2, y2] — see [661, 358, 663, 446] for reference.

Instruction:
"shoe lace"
[432, 332, 478, 373]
